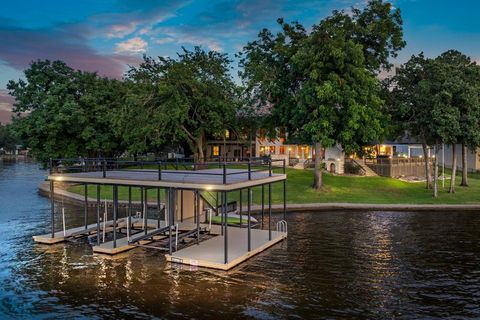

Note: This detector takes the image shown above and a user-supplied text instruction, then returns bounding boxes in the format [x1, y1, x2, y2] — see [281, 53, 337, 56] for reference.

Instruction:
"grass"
[209, 216, 244, 226]
[68, 168, 480, 205]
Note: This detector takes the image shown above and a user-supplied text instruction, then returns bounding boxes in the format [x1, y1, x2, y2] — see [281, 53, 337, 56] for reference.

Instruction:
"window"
[259, 146, 266, 156]
[279, 146, 286, 155]
[212, 145, 220, 157]
[225, 130, 230, 139]
[269, 146, 276, 154]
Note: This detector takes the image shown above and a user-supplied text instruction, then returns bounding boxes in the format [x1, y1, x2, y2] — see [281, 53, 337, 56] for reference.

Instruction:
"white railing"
[276, 220, 288, 233]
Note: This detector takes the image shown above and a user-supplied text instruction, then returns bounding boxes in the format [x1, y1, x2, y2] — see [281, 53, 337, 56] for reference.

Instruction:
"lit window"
[260, 146, 266, 156]
[279, 146, 286, 155]
[225, 130, 230, 139]
[213, 146, 220, 156]
[269, 146, 276, 154]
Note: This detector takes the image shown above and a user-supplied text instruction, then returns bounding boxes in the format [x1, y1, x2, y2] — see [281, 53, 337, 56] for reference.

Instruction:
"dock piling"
[283, 180, 287, 221]
[261, 184, 264, 229]
[247, 187, 251, 251]
[168, 188, 174, 255]
[128, 186, 132, 239]
[239, 189, 243, 228]
[113, 185, 118, 248]
[196, 190, 200, 245]
[84, 184, 88, 230]
[223, 191, 228, 264]
[268, 183, 272, 241]
[143, 187, 148, 235]
[50, 180, 55, 238]
[180, 190, 184, 222]
[96, 185, 100, 246]
[157, 188, 161, 228]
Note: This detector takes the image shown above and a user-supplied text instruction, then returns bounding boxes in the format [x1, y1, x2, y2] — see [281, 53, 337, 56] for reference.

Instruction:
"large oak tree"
[7, 60, 125, 163]
[124, 47, 238, 162]
[240, 0, 405, 189]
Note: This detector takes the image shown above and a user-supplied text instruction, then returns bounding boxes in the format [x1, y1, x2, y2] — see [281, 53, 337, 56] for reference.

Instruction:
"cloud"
[115, 37, 148, 55]
[85, 0, 186, 40]
[152, 27, 224, 52]
[105, 22, 139, 38]
[0, 26, 140, 79]
[154, 37, 175, 45]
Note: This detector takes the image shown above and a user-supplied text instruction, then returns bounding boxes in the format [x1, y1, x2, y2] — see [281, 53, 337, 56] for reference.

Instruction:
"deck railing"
[48, 157, 286, 184]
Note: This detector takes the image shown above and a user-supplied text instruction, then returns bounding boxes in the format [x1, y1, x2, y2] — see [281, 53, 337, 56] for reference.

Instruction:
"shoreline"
[38, 182, 480, 212]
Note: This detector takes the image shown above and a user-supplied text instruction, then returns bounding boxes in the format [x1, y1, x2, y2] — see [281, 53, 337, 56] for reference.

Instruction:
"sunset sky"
[1, 0, 480, 123]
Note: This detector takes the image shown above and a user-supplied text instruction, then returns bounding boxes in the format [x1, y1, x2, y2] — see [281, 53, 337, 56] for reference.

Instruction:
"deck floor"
[166, 227, 287, 270]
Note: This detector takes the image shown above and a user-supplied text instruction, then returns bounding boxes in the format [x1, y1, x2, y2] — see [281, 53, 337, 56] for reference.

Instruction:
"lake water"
[1, 160, 480, 319]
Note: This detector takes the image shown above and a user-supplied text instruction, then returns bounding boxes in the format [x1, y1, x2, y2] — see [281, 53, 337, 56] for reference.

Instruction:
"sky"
[1, 0, 480, 123]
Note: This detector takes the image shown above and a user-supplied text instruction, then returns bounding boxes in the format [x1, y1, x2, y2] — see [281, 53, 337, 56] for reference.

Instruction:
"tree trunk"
[449, 144, 457, 193]
[196, 135, 205, 163]
[461, 143, 468, 187]
[433, 150, 438, 198]
[313, 142, 323, 190]
[422, 142, 432, 189]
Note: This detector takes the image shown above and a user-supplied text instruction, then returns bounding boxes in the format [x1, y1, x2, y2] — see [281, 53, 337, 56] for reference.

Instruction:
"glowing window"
[213, 146, 220, 156]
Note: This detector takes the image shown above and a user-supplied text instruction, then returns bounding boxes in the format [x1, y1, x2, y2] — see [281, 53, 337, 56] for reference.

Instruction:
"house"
[205, 129, 345, 174]
[366, 141, 427, 159]
[437, 144, 480, 172]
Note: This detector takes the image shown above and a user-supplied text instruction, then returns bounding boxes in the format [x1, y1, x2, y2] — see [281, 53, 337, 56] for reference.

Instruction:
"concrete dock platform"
[166, 227, 287, 270]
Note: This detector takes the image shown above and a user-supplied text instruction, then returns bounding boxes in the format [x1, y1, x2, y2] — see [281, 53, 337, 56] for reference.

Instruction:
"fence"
[365, 157, 431, 177]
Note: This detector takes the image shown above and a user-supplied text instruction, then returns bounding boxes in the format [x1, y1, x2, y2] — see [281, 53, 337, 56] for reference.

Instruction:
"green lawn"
[68, 168, 480, 205]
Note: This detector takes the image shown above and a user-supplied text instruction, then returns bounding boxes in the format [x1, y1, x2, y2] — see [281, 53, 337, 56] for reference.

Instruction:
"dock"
[35, 158, 288, 270]
[166, 227, 287, 270]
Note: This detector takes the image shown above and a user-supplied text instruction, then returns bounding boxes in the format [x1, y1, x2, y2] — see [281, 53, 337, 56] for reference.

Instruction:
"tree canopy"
[122, 47, 239, 161]
[7, 60, 125, 163]
[388, 51, 480, 196]
[239, 0, 405, 188]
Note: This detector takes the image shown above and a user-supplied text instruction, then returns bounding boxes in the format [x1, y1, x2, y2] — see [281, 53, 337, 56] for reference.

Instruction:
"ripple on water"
[1, 161, 480, 319]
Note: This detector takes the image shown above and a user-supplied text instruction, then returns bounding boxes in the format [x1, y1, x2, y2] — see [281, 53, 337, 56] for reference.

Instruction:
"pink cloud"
[0, 27, 141, 79]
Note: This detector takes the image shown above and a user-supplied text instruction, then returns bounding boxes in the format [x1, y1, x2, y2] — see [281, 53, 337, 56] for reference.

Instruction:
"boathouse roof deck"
[48, 158, 287, 190]
[38, 157, 288, 270]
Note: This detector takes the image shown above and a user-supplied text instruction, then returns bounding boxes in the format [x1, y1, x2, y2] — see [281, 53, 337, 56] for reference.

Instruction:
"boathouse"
[33, 158, 287, 270]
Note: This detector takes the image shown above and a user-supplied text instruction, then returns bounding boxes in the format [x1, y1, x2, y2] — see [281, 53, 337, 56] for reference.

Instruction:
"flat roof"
[48, 168, 286, 191]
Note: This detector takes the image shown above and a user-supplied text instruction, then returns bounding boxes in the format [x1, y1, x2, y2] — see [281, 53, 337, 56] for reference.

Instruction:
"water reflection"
[1, 160, 480, 318]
